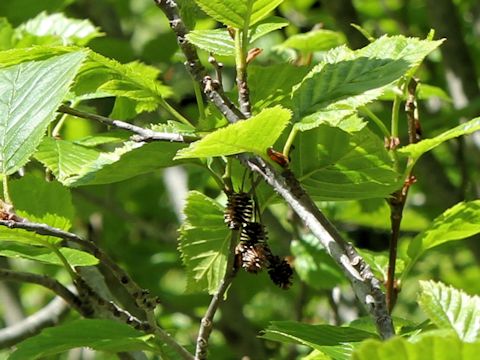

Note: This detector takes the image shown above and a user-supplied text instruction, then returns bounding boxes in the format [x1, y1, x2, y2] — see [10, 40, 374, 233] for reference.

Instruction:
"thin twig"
[0, 268, 82, 314]
[386, 78, 420, 313]
[0, 296, 70, 348]
[57, 105, 198, 143]
[195, 232, 238, 360]
[0, 219, 194, 360]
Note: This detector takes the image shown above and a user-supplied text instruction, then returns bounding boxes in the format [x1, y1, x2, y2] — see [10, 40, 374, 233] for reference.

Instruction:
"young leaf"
[0, 51, 86, 175]
[399, 117, 480, 162]
[0, 242, 98, 266]
[175, 106, 291, 159]
[36, 138, 185, 187]
[9, 319, 157, 360]
[292, 126, 403, 201]
[418, 281, 480, 342]
[16, 11, 103, 46]
[261, 321, 376, 360]
[194, 0, 284, 29]
[407, 200, 480, 260]
[0, 174, 74, 245]
[353, 331, 480, 360]
[178, 191, 231, 294]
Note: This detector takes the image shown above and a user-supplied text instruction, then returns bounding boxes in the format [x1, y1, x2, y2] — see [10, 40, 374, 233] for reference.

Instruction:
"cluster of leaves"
[0, 0, 479, 359]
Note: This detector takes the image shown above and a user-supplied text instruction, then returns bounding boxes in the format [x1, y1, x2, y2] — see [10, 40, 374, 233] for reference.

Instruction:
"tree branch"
[0, 296, 70, 348]
[57, 105, 198, 143]
[0, 220, 194, 360]
[161, 0, 396, 339]
[0, 268, 82, 314]
[194, 233, 238, 360]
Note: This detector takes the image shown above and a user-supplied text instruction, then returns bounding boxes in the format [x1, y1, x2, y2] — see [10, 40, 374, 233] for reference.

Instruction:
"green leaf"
[248, 63, 311, 111]
[290, 236, 345, 290]
[0, 174, 74, 245]
[261, 321, 376, 360]
[186, 29, 235, 56]
[353, 331, 480, 360]
[418, 281, 480, 342]
[292, 126, 403, 201]
[279, 29, 345, 53]
[9, 319, 157, 360]
[194, 0, 284, 28]
[399, 117, 480, 161]
[0, 51, 86, 175]
[16, 11, 103, 46]
[0, 18, 14, 50]
[176, 106, 291, 159]
[293, 36, 443, 131]
[73, 52, 172, 114]
[178, 191, 231, 294]
[185, 17, 288, 57]
[407, 201, 480, 260]
[0, 242, 98, 266]
[36, 138, 185, 187]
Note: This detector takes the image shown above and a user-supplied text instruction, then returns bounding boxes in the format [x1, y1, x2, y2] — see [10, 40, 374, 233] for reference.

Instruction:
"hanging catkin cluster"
[224, 192, 293, 289]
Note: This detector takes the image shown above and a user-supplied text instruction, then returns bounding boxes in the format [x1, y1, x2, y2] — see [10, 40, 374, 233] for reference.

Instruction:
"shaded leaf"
[291, 236, 345, 290]
[36, 138, 185, 187]
[418, 281, 480, 342]
[179, 191, 231, 294]
[261, 321, 376, 360]
[0, 175, 74, 245]
[292, 126, 402, 201]
[0, 242, 98, 266]
[176, 106, 291, 159]
[9, 319, 157, 360]
[186, 29, 235, 56]
[0, 51, 86, 175]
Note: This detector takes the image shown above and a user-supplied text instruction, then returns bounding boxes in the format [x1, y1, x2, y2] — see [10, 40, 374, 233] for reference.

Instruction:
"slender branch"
[0, 219, 193, 359]
[243, 157, 394, 338]
[57, 105, 198, 143]
[153, 0, 245, 124]
[0, 296, 70, 348]
[0, 268, 82, 314]
[235, 29, 251, 117]
[195, 232, 238, 360]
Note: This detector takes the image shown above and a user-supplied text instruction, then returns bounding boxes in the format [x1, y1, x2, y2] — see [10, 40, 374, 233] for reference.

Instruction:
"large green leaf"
[353, 331, 480, 360]
[16, 11, 103, 46]
[9, 319, 157, 360]
[261, 321, 376, 360]
[407, 200, 480, 260]
[293, 36, 443, 131]
[292, 126, 403, 201]
[418, 281, 480, 342]
[178, 191, 231, 294]
[35, 138, 185, 187]
[399, 117, 480, 162]
[0, 51, 86, 175]
[0, 242, 98, 266]
[194, 0, 284, 28]
[248, 63, 311, 111]
[0, 174, 74, 245]
[175, 106, 291, 159]
[0, 45, 73, 68]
